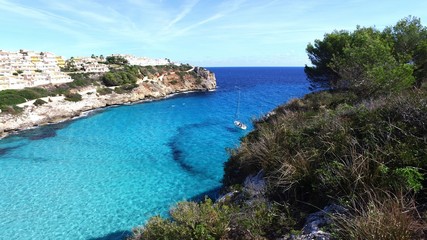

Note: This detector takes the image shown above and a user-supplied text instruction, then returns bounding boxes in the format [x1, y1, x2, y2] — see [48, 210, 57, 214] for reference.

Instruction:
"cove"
[0, 67, 309, 239]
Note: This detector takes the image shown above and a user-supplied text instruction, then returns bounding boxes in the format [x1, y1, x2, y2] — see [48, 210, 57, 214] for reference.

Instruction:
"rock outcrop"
[0, 67, 216, 139]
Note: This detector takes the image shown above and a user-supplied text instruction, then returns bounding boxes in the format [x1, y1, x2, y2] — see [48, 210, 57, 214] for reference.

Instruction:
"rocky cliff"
[0, 67, 216, 139]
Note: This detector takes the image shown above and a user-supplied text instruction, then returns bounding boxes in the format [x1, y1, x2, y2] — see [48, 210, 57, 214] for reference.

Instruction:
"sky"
[1, 0, 427, 67]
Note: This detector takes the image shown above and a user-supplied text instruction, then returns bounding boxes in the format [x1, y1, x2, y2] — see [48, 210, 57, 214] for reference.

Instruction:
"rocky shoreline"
[0, 67, 216, 139]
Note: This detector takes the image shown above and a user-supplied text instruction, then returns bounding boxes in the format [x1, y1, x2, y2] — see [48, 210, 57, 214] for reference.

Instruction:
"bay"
[0, 67, 309, 239]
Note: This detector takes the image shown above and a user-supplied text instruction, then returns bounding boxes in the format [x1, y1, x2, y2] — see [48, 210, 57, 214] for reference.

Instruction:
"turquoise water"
[0, 67, 309, 239]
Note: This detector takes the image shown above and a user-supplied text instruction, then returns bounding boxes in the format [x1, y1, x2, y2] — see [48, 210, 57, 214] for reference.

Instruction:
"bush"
[33, 98, 47, 106]
[120, 83, 138, 91]
[144, 66, 157, 75]
[67, 73, 93, 88]
[27, 87, 49, 97]
[130, 197, 295, 240]
[64, 93, 82, 102]
[0, 94, 27, 105]
[96, 87, 113, 95]
[16, 89, 42, 100]
[332, 196, 425, 240]
[105, 56, 129, 65]
[0, 88, 49, 103]
[0, 105, 23, 114]
[102, 71, 137, 86]
[51, 87, 69, 96]
[178, 63, 193, 72]
[114, 83, 138, 94]
[131, 198, 234, 240]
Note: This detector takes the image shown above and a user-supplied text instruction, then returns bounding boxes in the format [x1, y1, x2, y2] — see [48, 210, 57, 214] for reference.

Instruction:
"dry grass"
[332, 194, 426, 239]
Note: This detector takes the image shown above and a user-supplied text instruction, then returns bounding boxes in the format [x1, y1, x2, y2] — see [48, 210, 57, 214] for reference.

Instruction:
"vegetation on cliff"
[0, 63, 208, 115]
[130, 16, 427, 240]
[0, 87, 50, 113]
[102, 67, 138, 86]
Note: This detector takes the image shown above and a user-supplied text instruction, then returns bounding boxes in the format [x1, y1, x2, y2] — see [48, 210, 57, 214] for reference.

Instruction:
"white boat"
[234, 120, 247, 130]
[234, 88, 247, 130]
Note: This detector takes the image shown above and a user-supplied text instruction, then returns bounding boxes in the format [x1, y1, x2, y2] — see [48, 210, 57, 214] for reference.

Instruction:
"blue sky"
[1, 0, 426, 66]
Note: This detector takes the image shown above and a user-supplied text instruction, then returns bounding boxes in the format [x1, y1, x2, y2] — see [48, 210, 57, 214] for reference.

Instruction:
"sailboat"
[234, 88, 247, 130]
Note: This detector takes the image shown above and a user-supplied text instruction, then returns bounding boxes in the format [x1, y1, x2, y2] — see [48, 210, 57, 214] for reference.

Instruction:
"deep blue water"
[0, 67, 309, 240]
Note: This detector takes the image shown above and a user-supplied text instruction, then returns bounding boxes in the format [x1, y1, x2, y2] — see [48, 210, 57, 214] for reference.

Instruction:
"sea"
[0, 67, 309, 240]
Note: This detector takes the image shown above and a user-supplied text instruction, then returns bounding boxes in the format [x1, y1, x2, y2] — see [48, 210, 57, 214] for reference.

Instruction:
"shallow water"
[0, 67, 309, 239]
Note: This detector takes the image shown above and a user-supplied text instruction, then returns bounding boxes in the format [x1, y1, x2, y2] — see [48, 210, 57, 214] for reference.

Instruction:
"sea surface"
[0, 67, 309, 240]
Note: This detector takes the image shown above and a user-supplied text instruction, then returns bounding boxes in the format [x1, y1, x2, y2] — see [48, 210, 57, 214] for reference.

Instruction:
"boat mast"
[235, 89, 241, 120]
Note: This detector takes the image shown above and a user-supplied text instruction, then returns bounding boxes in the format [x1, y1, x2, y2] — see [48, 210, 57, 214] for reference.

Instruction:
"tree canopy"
[105, 56, 129, 65]
[101, 66, 141, 86]
[305, 16, 427, 93]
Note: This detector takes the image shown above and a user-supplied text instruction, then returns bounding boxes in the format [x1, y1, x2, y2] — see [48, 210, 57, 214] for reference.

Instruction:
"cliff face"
[0, 67, 216, 138]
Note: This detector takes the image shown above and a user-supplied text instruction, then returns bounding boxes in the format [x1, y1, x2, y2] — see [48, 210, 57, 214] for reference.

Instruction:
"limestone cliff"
[0, 67, 216, 139]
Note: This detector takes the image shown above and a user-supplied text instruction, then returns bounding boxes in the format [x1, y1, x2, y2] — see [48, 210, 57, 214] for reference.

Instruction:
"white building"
[111, 54, 172, 66]
[0, 49, 72, 90]
[66, 57, 109, 73]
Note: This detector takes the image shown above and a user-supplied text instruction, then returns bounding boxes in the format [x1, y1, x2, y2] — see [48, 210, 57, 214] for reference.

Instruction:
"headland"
[0, 55, 216, 139]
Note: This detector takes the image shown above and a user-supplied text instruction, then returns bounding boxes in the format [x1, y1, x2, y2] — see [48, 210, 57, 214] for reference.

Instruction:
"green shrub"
[33, 98, 47, 106]
[102, 71, 137, 86]
[27, 87, 49, 96]
[67, 73, 93, 88]
[51, 87, 69, 96]
[64, 93, 82, 102]
[97, 87, 113, 95]
[114, 83, 138, 94]
[145, 66, 157, 75]
[394, 167, 424, 193]
[105, 56, 129, 65]
[121, 83, 138, 91]
[131, 198, 235, 240]
[130, 197, 296, 240]
[131, 199, 295, 240]
[0, 105, 23, 114]
[178, 63, 193, 72]
[0, 89, 19, 96]
[229, 199, 296, 238]
[16, 89, 42, 100]
[114, 88, 125, 94]
[0, 88, 50, 103]
[0, 94, 27, 105]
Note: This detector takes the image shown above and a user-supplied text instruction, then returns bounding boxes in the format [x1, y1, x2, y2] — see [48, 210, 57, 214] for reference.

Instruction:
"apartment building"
[0, 50, 72, 90]
[66, 57, 109, 73]
[111, 54, 172, 66]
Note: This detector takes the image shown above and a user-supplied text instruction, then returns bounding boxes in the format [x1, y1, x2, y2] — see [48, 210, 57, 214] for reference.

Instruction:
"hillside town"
[0, 50, 174, 90]
[0, 50, 72, 90]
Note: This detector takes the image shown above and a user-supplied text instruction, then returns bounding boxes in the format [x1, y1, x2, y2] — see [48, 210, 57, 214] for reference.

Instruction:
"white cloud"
[166, 0, 200, 29]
